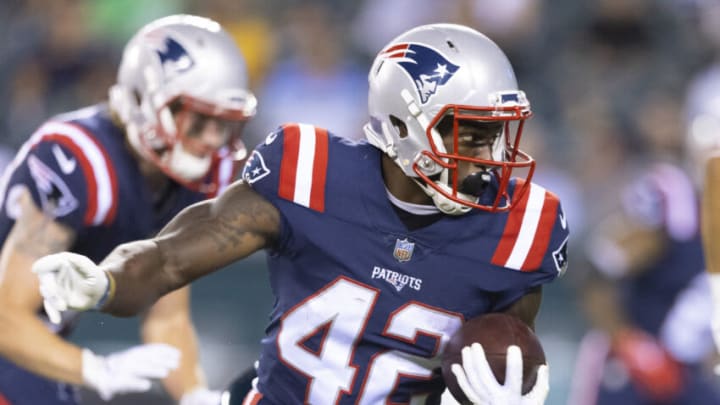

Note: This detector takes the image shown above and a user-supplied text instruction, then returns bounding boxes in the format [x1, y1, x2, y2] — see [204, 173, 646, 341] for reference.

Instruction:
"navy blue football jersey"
[619, 163, 706, 339]
[0, 104, 238, 404]
[241, 123, 569, 404]
[0, 104, 237, 328]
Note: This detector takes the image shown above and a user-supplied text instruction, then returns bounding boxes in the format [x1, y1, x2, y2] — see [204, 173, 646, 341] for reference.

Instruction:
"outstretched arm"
[86, 181, 279, 316]
[0, 188, 83, 383]
[1, 189, 180, 401]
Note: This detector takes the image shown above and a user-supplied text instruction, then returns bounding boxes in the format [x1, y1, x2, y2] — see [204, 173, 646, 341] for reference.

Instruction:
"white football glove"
[450, 343, 549, 405]
[32, 252, 111, 324]
[179, 387, 224, 405]
[82, 344, 181, 401]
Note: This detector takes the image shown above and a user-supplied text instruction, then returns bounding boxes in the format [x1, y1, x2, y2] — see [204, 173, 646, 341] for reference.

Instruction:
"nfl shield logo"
[393, 238, 415, 262]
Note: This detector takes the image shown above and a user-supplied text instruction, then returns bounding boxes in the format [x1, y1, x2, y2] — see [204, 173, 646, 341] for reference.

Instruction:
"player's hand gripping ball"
[441, 313, 546, 404]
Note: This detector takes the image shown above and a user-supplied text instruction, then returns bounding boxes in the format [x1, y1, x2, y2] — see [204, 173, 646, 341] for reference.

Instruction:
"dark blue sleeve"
[540, 200, 570, 278]
[489, 201, 570, 312]
[489, 201, 569, 312]
[241, 126, 285, 204]
[1, 139, 90, 231]
[241, 126, 296, 254]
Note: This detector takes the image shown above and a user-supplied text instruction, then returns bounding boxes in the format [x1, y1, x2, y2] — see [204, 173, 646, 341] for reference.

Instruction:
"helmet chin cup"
[415, 180, 473, 215]
[167, 142, 211, 181]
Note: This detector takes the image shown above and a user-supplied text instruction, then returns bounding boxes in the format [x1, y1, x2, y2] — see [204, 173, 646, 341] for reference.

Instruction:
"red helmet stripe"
[382, 43, 409, 54]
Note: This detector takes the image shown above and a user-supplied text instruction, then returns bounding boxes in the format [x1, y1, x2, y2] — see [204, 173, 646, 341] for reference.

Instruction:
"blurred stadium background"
[1, 0, 719, 404]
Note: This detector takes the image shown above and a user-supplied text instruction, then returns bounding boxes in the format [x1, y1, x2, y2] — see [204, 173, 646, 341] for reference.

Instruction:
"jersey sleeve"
[241, 126, 285, 202]
[1, 122, 118, 230]
[486, 286, 536, 313]
[242, 123, 329, 211]
[491, 180, 569, 281]
[540, 201, 569, 278]
[241, 123, 330, 252]
[483, 191, 569, 308]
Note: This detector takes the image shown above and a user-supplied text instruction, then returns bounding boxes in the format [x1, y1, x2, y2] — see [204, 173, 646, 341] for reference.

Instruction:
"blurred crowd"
[2, 0, 720, 403]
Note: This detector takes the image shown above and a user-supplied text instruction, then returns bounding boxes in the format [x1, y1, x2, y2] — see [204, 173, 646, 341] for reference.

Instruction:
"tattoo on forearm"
[205, 190, 278, 253]
[210, 221, 242, 253]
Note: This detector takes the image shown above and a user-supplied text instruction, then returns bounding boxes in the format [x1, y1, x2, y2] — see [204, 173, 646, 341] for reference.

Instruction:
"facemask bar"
[414, 100, 535, 212]
[140, 92, 255, 192]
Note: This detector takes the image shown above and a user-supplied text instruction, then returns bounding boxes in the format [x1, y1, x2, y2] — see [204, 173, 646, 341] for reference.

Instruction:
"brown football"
[441, 313, 546, 404]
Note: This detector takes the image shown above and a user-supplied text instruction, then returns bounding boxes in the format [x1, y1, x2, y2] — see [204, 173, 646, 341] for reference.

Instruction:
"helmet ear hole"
[389, 115, 408, 138]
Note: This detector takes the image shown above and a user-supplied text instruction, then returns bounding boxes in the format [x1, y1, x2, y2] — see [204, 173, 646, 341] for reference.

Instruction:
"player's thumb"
[31, 253, 67, 275]
[63, 252, 100, 277]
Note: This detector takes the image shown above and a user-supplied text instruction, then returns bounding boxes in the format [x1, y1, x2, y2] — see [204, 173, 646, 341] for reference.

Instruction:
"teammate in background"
[699, 108, 720, 376]
[33, 24, 566, 404]
[569, 92, 720, 404]
[0, 15, 256, 405]
[685, 0, 720, 373]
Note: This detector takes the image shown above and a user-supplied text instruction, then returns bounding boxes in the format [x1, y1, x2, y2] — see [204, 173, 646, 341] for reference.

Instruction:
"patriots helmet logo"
[155, 37, 194, 79]
[382, 43, 460, 104]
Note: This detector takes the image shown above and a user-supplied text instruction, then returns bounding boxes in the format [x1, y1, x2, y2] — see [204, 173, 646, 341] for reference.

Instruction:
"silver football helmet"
[109, 14, 257, 192]
[364, 23, 534, 214]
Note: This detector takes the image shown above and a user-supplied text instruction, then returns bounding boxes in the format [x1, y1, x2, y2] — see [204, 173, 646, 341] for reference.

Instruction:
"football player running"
[33, 24, 566, 404]
[0, 15, 255, 405]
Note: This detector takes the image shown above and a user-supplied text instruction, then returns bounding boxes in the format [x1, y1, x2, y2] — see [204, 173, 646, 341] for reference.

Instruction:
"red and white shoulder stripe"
[491, 180, 561, 272]
[277, 123, 329, 212]
[29, 121, 118, 226]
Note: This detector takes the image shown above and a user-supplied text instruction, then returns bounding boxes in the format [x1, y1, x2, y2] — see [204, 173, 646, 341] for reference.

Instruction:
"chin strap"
[412, 178, 473, 215]
[363, 122, 397, 159]
[166, 141, 212, 181]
